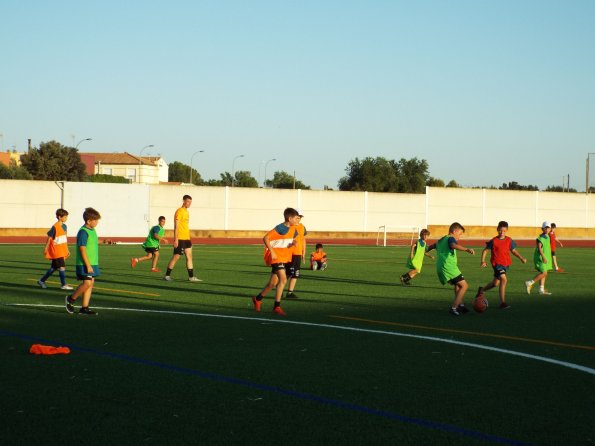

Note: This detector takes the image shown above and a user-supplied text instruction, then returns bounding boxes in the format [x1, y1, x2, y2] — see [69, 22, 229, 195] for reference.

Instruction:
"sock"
[166, 268, 172, 276]
[59, 270, 66, 286]
[273, 301, 281, 308]
[255, 293, 264, 301]
[40, 268, 55, 282]
[188, 268, 194, 278]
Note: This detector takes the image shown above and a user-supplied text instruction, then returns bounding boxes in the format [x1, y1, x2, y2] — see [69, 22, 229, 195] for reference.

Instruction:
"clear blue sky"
[1, 0, 594, 190]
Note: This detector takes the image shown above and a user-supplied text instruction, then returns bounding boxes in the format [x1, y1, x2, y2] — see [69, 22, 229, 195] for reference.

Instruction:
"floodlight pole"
[587, 153, 595, 193]
[189, 149, 204, 184]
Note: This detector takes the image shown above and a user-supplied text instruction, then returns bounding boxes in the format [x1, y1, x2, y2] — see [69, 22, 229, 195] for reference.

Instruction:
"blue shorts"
[493, 265, 509, 278]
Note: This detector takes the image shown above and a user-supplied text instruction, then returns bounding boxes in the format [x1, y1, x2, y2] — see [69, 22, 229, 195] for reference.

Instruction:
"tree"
[446, 180, 461, 188]
[545, 185, 577, 192]
[216, 170, 258, 187]
[168, 161, 203, 184]
[499, 181, 538, 191]
[86, 174, 130, 183]
[266, 170, 310, 189]
[394, 157, 429, 193]
[0, 161, 33, 180]
[426, 177, 445, 187]
[20, 140, 86, 181]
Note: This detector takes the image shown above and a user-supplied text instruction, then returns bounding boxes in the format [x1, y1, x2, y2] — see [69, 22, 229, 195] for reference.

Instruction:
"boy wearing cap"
[525, 221, 553, 295]
[286, 209, 307, 299]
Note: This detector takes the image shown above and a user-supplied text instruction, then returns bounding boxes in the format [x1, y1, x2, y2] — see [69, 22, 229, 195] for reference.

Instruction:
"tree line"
[0, 140, 580, 192]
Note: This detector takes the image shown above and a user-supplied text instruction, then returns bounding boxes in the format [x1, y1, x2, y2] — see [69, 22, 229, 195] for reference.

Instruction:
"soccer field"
[1, 243, 594, 445]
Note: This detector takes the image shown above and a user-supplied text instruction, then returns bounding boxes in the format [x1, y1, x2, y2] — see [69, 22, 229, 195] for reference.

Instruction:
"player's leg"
[451, 276, 469, 313]
[151, 251, 159, 270]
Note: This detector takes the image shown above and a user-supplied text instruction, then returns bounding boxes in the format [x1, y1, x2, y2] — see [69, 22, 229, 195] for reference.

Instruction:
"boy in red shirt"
[550, 223, 564, 272]
[476, 221, 527, 309]
[252, 207, 300, 316]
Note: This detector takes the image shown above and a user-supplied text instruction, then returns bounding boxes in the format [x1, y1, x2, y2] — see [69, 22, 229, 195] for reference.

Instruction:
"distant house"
[0, 150, 24, 167]
[80, 152, 169, 184]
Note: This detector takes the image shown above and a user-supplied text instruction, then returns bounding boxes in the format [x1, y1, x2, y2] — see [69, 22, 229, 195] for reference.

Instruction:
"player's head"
[283, 207, 299, 222]
[83, 207, 101, 226]
[56, 208, 69, 219]
[182, 195, 192, 208]
[551, 222, 557, 230]
[419, 229, 430, 239]
[448, 222, 465, 235]
[158, 216, 166, 226]
[315, 243, 323, 250]
[541, 221, 551, 233]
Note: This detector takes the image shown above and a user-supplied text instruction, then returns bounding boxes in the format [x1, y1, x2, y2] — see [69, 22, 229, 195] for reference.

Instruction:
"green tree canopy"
[0, 161, 33, 180]
[20, 140, 86, 181]
[499, 181, 538, 191]
[86, 174, 130, 183]
[265, 171, 310, 189]
[216, 170, 258, 187]
[168, 161, 203, 184]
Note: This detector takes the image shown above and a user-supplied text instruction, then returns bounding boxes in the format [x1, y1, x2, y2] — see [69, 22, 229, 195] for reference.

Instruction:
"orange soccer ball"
[473, 296, 489, 313]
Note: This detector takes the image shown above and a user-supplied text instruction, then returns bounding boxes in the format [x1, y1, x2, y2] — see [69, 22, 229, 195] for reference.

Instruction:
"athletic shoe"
[60, 284, 73, 290]
[320, 264, 327, 271]
[555, 267, 564, 272]
[150, 268, 161, 273]
[131, 258, 138, 268]
[312, 263, 318, 271]
[79, 307, 97, 316]
[272, 306, 287, 316]
[163, 275, 172, 281]
[285, 292, 298, 299]
[251, 296, 261, 312]
[65, 295, 75, 314]
[475, 286, 484, 298]
[188, 277, 202, 282]
[399, 275, 406, 286]
[539, 289, 552, 295]
[525, 280, 533, 294]
[456, 304, 470, 314]
[37, 280, 47, 289]
[449, 307, 460, 316]
[499, 303, 511, 310]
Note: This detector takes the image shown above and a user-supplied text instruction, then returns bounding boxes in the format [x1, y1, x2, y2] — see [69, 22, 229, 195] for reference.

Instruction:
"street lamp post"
[587, 153, 595, 193]
[189, 150, 205, 184]
[231, 154, 245, 187]
[264, 158, 276, 188]
[139, 144, 154, 183]
[75, 138, 92, 149]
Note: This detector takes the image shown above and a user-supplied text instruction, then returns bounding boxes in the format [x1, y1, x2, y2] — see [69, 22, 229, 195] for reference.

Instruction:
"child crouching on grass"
[65, 207, 101, 316]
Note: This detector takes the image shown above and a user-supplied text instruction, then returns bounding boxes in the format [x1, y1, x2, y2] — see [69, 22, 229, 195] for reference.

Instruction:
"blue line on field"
[1, 328, 533, 446]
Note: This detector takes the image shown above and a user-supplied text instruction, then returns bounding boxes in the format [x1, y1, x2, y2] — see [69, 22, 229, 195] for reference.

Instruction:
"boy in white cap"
[525, 221, 553, 295]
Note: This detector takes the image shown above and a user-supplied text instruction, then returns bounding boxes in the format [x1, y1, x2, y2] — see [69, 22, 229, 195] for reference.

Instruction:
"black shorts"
[448, 274, 465, 285]
[290, 255, 301, 278]
[493, 265, 509, 278]
[76, 274, 95, 281]
[551, 250, 556, 256]
[144, 247, 159, 254]
[51, 258, 66, 269]
[173, 240, 192, 256]
[270, 262, 292, 274]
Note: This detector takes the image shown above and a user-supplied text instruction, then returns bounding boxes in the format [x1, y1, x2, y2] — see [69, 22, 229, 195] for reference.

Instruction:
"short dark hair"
[83, 207, 101, 222]
[283, 207, 299, 221]
[419, 229, 430, 238]
[315, 243, 323, 249]
[183, 195, 192, 201]
[448, 222, 465, 233]
[56, 208, 69, 218]
[497, 221, 509, 230]
[158, 216, 166, 221]
[551, 222, 557, 229]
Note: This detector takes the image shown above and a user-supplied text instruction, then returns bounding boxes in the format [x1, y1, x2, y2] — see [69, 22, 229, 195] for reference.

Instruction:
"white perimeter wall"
[0, 180, 594, 236]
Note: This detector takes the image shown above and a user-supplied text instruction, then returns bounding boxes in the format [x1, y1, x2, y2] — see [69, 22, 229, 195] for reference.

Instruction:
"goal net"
[376, 225, 420, 247]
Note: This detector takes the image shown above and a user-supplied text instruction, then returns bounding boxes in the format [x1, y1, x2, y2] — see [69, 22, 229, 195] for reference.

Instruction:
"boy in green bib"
[400, 229, 434, 285]
[65, 207, 101, 315]
[428, 222, 475, 316]
[131, 216, 168, 272]
[525, 221, 553, 295]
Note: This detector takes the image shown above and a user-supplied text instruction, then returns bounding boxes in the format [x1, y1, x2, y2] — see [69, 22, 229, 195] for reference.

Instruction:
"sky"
[1, 0, 594, 190]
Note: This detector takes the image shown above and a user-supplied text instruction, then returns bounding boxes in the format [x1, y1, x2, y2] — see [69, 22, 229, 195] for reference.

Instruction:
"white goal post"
[376, 225, 420, 247]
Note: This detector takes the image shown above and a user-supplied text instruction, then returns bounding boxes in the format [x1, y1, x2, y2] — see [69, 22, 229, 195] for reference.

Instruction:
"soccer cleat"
[131, 258, 138, 268]
[538, 289, 552, 295]
[37, 280, 47, 289]
[312, 263, 318, 271]
[285, 292, 298, 299]
[272, 306, 287, 316]
[399, 275, 406, 286]
[449, 307, 460, 316]
[320, 263, 327, 271]
[499, 303, 511, 310]
[78, 307, 97, 316]
[61, 284, 73, 290]
[251, 296, 261, 312]
[163, 275, 172, 281]
[525, 280, 533, 294]
[65, 295, 75, 314]
[150, 268, 161, 273]
[456, 304, 470, 314]
[475, 286, 484, 298]
[555, 267, 564, 272]
[188, 277, 202, 282]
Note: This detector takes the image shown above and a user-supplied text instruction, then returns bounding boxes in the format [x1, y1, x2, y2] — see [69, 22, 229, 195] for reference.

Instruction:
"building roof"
[81, 152, 162, 166]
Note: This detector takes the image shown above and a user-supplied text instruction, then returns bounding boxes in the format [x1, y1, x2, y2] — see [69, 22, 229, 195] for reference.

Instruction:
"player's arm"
[79, 245, 93, 274]
[263, 234, 277, 261]
[43, 236, 52, 256]
[409, 243, 416, 259]
[425, 243, 436, 252]
[173, 218, 180, 247]
[153, 228, 168, 244]
[450, 241, 475, 255]
[511, 248, 527, 264]
[480, 247, 489, 267]
[537, 240, 547, 263]
[557, 238, 564, 248]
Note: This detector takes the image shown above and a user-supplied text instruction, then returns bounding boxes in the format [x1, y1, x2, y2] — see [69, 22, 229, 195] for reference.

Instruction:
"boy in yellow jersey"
[286, 209, 307, 299]
[164, 195, 200, 282]
[399, 229, 434, 285]
[252, 207, 300, 316]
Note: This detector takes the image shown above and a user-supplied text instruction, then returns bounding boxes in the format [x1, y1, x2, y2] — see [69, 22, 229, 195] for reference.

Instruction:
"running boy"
[286, 209, 307, 299]
[400, 228, 434, 285]
[131, 216, 168, 272]
[476, 221, 527, 309]
[550, 223, 564, 272]
[428, 222, 475, 316]
[38, 208, 73, 290]
[252, 207, 300, 316]
[65, 207, 101, 315]
[525, 221, 553, 295]
[310, 243, 328, 270]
